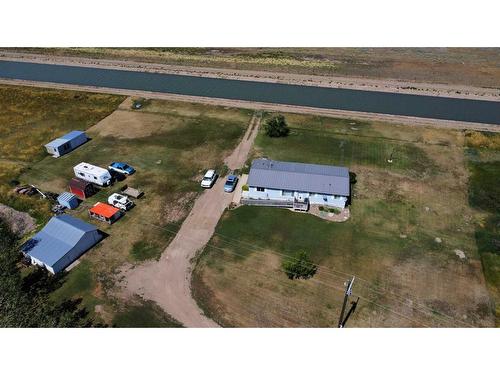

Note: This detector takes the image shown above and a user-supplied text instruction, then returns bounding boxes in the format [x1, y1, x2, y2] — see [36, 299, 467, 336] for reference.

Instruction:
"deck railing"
[241, 198, 294, 208]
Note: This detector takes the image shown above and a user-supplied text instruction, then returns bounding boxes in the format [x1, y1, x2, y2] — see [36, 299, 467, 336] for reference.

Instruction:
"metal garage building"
[21, 214, 102, 274]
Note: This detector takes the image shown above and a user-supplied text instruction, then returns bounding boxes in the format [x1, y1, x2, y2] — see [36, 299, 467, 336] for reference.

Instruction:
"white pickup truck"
[108, 193, 134, 211]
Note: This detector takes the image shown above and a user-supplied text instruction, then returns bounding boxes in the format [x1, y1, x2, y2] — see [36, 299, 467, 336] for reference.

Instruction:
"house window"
[256, 187, 265, 192]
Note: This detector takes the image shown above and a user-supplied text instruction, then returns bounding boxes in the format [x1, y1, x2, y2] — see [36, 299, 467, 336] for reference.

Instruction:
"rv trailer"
[73, 162, 112, 187]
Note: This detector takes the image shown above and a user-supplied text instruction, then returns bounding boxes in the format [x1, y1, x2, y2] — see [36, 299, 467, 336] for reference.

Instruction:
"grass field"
[465, 131, 500, 323]
[193, 115, 497, 327]
[112, 299, 183, 328]
[0, 85, 125, 224]
[1, 87, 251, 325]
[9, 47, 500, 87]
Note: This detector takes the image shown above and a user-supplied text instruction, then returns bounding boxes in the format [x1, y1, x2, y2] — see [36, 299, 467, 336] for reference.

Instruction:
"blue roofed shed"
[45, 130, 88, 158]
[57, 192, 79, 209]
[22, 214, 101, 274]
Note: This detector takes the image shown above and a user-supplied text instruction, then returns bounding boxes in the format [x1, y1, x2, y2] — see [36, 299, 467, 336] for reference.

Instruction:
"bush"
[264, 114, 290, 137]
[318, 206, 325, 211]
[242, 184, 249, 191]
[282, 251, 317, 280]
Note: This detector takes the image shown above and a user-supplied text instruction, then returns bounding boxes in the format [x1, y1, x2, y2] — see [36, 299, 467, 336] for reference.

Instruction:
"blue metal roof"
[247, 158, 350, 196]
[57, 192, 77, 203]
[22, 215, 98, 267]
[60, 130, 85, 140]
[45, 131, 86, 148]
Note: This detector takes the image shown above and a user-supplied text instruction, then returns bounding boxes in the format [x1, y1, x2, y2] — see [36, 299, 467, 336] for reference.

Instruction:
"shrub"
[318, 206, 325, 211]
[242, 184, 249, 191]
[264, 114, 290, 137]
[282, 251, 317, 280]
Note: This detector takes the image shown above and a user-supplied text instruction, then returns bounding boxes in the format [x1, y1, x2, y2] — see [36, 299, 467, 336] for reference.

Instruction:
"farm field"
[0, 86, 251, 325]
[193, 114, 499, 327]
[7, 47, 500, 88]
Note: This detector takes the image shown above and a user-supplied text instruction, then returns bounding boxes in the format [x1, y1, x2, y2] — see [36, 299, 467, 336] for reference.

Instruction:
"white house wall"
[30, 257, 56, 274]
[246, 187, 347, 208]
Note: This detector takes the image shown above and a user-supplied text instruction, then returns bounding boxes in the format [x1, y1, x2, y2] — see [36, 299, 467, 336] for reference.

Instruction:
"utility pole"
[341, 297, 360, 328]
[338, 276, 356, 328]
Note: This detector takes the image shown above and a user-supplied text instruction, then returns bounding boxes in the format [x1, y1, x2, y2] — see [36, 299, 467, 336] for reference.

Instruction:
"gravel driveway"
[120, 114, 260, 327]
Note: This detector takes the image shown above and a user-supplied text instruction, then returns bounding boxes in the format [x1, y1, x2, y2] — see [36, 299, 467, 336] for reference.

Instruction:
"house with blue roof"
[242, 158, 350, 211]
[45, 130, 88, 157]
[22, 214, 101, 274]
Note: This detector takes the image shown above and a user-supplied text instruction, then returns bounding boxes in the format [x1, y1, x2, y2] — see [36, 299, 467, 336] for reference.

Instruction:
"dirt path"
[119, 114, 261, 327]
[1, 78, 498, 132]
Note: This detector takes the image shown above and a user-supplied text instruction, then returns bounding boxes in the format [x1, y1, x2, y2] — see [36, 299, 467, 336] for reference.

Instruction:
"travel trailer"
[45, 130, 88, 158]
[73, 162, 112, 186]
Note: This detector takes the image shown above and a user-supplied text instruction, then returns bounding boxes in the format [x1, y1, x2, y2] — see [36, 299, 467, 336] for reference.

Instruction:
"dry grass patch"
[17, 47, 500, 87]
[88, 109, 183, 139]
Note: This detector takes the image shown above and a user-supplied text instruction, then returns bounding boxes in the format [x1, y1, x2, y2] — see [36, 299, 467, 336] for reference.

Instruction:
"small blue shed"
[45, 130, 88, 158]
[57, 192, 79, 209]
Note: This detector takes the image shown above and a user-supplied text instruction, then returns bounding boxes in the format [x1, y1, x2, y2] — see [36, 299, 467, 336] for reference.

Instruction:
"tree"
[282, 251, 317, 280]
[264, 114, 290, 137]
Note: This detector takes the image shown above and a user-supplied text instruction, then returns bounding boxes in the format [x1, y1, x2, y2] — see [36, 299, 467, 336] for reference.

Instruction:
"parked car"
[107, 193, 134, 211]
[224, 175, 239, 192]
[201, 169, 217, 188]
[109, 162, 136, 175]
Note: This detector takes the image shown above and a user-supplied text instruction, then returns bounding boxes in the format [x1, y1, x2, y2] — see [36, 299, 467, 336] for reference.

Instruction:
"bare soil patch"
[88, 108, 182, 139]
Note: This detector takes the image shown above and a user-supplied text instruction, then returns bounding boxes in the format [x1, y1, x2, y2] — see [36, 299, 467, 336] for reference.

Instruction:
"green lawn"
[465, 132, 500, 323]
[194, 114, 496, 327]
[112, 300, 183, 328]
[0, 85, 125, 225]
[254, 114, 438, 178]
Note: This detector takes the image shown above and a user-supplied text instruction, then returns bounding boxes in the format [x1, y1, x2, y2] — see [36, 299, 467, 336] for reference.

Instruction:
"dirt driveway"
[119, 114, 260, 327]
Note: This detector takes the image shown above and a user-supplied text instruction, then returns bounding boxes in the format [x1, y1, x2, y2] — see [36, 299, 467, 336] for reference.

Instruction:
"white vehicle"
[201, 169, 217, 188]
[74, 162, 112, 186]
[108, 193, 134, 211]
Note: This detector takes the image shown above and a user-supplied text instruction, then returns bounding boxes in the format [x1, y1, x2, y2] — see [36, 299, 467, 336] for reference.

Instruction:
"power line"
[203, 240, 429, 328]
[139, 220, 463, 327]
[169, 222, 470, 327]
[195, 224, 472, 327]
[146, 222, 432, 328]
